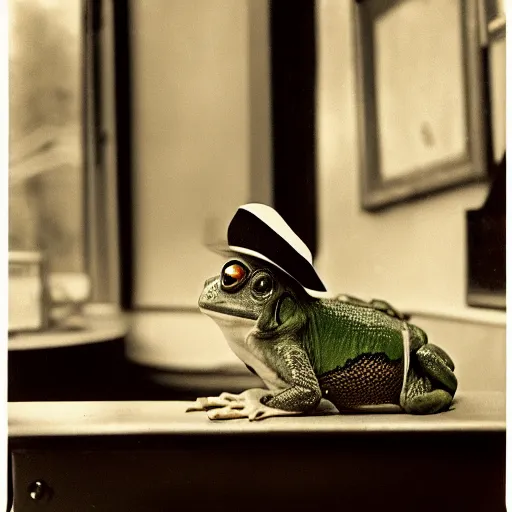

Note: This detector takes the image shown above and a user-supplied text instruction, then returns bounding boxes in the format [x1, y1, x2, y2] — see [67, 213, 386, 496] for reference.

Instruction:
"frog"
[187, 255, 457, 421]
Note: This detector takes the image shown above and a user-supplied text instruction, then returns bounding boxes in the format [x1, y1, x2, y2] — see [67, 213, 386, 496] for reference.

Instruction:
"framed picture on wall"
[485, 0, 505, 39]
[354, 0, 487, 211]
[485, 0, 506, 163]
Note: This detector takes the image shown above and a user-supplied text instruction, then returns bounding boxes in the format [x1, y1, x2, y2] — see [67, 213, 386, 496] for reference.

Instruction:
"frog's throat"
[200, 308, 257, 334]
[201, 309, 288, 391]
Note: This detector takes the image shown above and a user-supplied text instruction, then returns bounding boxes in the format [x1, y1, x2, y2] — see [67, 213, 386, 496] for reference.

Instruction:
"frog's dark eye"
[221, 262, 248, 291]
[251, 274, 273, 298]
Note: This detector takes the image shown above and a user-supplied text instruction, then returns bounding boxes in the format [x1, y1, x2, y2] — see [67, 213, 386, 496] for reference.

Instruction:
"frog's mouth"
[198, 302, 259, 321]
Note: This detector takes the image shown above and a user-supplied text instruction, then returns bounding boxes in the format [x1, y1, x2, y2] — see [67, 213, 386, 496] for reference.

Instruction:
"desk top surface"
[8, 391, 505, 437]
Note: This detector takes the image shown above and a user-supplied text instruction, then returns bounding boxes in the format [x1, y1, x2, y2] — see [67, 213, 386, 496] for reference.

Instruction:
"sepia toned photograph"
[6, 0, 506, 510]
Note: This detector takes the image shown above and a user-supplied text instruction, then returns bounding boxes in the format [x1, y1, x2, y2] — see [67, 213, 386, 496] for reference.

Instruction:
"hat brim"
[205, 239, 332, 299]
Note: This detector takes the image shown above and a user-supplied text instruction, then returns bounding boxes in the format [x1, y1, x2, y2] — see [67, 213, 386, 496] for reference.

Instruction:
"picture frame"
[485, 0, 506, 163]
[354, 0, 487, 211]
[485, 0, 505, 41]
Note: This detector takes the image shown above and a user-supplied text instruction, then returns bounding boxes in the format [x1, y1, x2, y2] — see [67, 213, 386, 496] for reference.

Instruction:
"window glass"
[9, 0, 83, 273]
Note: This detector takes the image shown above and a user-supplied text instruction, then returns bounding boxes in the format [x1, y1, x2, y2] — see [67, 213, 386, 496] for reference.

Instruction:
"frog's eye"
[251, 273, 273, 298]
[221, 261, 248, 291]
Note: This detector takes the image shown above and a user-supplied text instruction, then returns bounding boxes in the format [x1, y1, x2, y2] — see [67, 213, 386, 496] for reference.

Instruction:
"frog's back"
[304, 299, 416, 409]
[307, 299, 406, 370]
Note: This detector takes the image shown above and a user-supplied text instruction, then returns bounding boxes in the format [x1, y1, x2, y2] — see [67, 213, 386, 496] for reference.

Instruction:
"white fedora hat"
[211, 203, 330, 298]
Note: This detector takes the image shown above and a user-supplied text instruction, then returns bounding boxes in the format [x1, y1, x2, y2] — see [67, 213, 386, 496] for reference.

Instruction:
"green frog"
[187, 255, 457, 421]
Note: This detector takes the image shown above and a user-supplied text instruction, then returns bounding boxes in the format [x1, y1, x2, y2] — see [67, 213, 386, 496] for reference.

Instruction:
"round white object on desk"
[8, 307, 128, 351]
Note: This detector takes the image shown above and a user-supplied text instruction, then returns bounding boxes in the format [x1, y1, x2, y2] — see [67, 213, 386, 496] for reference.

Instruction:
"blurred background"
[7, 0, 506, 403]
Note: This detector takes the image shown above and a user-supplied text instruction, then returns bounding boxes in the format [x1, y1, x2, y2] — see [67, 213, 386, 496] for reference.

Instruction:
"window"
[9, 0, 84, 272]
[8, 0, 120, 334]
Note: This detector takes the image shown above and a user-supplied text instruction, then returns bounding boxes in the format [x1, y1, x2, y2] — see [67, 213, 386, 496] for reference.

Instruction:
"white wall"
[130, 0, 271, 308]
[315, 0, 505, 324]
[127, 0, 271, 369]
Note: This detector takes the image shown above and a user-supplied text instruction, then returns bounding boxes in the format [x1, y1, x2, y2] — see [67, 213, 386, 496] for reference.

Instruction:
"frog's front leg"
[187, 342, 322, 421]
[400, 344, 457, 415]
[259, 342, 322, 413]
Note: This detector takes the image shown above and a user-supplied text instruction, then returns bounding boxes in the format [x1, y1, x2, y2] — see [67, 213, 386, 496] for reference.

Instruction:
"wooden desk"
[9, 393, 506, 511]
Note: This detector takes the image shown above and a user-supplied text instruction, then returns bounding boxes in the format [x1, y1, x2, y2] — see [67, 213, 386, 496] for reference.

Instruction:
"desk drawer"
[11, 432, 505, 512]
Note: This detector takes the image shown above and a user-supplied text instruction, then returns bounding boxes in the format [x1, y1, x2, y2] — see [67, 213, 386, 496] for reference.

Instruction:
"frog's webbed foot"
[369, 299, 410, 321]
[186, 388, 302, 421]
[335, 294, 409, 320]
[401, 387, 453, 415]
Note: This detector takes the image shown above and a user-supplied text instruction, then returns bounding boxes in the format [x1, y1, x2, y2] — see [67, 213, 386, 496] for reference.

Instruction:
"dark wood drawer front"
[11, 432, 506, 512]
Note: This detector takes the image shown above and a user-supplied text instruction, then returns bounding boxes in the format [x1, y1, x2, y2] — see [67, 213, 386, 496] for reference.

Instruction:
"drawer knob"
[28, 481, 49, 501]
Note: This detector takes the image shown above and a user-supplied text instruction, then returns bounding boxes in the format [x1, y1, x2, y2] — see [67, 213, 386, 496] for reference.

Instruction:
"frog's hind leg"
[400, 343, 457, 415]
[416, 344, 457, 395]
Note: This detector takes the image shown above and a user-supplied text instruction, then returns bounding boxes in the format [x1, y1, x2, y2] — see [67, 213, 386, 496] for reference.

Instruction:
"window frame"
[84, 0, 122, 307]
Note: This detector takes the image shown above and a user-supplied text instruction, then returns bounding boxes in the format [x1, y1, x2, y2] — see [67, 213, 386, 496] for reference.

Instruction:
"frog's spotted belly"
[318, 353, 403, 409]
